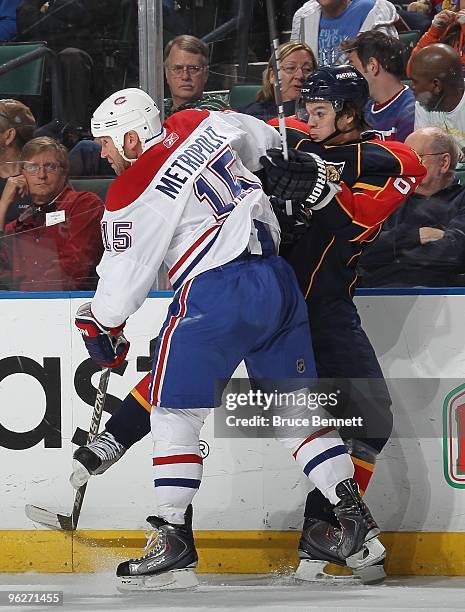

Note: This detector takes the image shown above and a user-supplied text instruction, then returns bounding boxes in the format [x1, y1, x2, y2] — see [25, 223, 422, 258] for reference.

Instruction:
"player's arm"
[91, 201, 180, 328]
[75, 187, 183, 369]
[261, 141, 426, 233]
[213, 110, 281, 172]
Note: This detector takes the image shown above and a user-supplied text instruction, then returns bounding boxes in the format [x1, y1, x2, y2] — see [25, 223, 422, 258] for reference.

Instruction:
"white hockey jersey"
[91, 109, 282, 327]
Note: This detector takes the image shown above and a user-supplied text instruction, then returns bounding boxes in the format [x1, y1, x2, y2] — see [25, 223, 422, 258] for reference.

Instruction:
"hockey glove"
[75, 302, 129, 369]
[260, 148, 342, 209]
[271, 197, 311, 245]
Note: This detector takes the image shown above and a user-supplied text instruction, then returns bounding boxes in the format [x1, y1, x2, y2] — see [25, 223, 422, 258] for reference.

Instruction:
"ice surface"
[1, 573, 465, 612]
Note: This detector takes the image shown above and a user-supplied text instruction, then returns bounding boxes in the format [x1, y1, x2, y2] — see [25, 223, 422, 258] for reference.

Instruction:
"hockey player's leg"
[296, 481, 385, 585]
[117, 405, 211, 591]
[298, 439, 386, 583]
[298, 303, 393, 583]
[70, 374, 152, 488]
[274, 404, 385, 583]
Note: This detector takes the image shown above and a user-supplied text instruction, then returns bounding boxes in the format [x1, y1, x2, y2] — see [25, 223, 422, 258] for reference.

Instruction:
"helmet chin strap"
[313, 127, 341, 145]
[310, 115, 354, 145]
[120, 148, 136, 164]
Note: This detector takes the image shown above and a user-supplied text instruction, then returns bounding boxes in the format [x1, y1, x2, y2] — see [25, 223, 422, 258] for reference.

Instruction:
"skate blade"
[117, 568, 199, 592]
[346, 537, 386, 577]
[353, 562, 386, 585]
[295, 559, 357, 582]
[69, 460, 91, 489]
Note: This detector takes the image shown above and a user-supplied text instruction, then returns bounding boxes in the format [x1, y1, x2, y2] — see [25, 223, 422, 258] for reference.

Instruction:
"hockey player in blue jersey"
[74, 87, 385, 590]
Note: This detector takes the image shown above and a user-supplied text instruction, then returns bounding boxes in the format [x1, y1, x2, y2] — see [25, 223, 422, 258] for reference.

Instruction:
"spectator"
[409, 43, 465, 150]
[239, 41, 317, 122]
[0, 0, 20, 40]
[16, 0, 124, 130]
[0, 98, 36, 222]
[342, 31, 415, 141]
[163, 35, 228, 117]
[359, 127, 465, 286]
[291, 0, 398, 67]
[68, 138, 114, 177]
[407, 7, 465, 72]
[69, 36, 229, 177]
[0, 136, 103, 290]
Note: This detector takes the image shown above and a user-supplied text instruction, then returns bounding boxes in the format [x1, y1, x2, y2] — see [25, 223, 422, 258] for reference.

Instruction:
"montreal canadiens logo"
[114, 96, 126, 105]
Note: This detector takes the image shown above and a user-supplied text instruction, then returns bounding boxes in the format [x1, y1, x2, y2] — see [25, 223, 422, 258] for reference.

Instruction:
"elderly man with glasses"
[0, 136, 103, 291]
[163, 35, 228, 117]
[68, 35, 228, 177]
[359, 127, 465, 287]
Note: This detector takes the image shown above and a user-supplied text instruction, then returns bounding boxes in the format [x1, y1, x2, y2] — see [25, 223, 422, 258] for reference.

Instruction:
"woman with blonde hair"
[239, 41, 317, 121]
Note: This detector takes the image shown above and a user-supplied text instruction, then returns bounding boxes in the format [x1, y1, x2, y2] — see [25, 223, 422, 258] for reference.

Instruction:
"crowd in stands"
[1, 0, 465, 291]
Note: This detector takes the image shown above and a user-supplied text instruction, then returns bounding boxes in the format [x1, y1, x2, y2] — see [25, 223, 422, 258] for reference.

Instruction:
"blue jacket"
[0, 0, 21, 41]
[359, 179, 465, 287]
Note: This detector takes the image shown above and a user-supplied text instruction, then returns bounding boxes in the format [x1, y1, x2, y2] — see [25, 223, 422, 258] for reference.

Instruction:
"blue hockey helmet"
[297, 64, 369, 119]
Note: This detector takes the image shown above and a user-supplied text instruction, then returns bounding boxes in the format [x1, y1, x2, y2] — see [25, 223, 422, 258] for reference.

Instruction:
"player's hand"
[419, 227, 445, 244]
[260, 148, 322, 201]
[75, 302, 130, 368]
[271, 196, 311, 223]
[260, 148, 341, 209]
[271, 197, 311, 245]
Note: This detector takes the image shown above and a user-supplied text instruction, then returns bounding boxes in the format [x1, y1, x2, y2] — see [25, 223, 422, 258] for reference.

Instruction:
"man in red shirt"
[0, 136, 104, 291]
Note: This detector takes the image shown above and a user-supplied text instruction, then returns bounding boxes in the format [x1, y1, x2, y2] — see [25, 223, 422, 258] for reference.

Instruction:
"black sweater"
[359, 180, 465, 287]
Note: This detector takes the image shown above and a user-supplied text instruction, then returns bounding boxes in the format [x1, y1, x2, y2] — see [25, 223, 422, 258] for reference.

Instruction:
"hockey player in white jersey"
[75, 87, 384, 591]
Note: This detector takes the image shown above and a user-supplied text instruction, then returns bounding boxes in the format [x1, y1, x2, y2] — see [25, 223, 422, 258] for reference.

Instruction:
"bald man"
[409, 43, 465, 151]
[360, 127, 465, 287]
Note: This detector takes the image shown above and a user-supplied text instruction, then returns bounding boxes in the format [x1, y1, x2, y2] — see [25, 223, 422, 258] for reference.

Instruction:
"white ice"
[1, 573, 465, 612]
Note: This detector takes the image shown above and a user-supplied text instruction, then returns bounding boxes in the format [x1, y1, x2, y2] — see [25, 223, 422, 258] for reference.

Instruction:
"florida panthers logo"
[324, 160, 345, 178]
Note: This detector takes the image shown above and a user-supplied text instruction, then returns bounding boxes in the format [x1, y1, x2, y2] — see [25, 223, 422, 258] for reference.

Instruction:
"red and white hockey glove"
[75, 302, 129, 369]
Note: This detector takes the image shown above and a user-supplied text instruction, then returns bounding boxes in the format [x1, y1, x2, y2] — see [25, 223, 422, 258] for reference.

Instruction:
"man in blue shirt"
[343, 30, 415, 141]
[292, 0, 399, 66]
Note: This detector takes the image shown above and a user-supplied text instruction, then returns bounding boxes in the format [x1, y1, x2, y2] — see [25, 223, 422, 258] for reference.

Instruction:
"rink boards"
[1, 289, 465, 575]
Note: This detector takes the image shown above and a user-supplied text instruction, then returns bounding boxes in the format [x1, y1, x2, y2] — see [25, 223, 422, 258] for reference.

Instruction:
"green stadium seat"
[398, 30, 421, 52]
[228, 85, 262, 110]
[0, 42, 45, 96]
[70, 177, 114, 201]
[0, 41, 62, 123]
[455, 169, 465, 185]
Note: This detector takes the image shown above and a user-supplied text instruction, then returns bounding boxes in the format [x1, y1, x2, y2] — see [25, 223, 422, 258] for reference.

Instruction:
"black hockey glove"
[260, 148, 341, 209]
[271, 197, 311, 246]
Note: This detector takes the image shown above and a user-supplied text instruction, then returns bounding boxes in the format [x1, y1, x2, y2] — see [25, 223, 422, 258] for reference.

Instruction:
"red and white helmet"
[91, 88, 163, 160]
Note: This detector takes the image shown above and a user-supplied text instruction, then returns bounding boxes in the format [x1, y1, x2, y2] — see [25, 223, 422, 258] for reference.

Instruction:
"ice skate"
[69, 430, 126, 489]
[295, 479, 386, 585]
[116, 505, 198, 591]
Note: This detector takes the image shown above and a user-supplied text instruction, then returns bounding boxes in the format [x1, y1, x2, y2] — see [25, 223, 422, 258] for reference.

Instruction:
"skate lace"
[132, 528, 165, 562]
[88, 431, 124, 462]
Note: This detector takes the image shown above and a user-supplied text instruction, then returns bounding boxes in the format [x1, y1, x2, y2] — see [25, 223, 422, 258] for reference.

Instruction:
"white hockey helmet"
[91, 88, 163, 160]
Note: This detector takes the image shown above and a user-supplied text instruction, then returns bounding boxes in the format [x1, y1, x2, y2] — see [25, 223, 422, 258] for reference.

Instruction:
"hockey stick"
[25, 367, 111, 531]
[265, 0, 293, 216]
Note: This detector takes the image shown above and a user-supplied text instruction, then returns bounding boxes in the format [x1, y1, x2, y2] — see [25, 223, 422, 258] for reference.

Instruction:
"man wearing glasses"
[163, 35, 228, 117]
[0, 136, 103, 290]
[359, 127, 465, 287]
